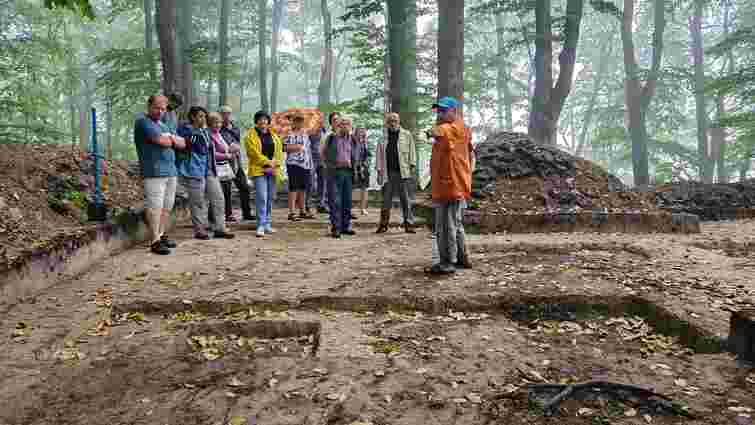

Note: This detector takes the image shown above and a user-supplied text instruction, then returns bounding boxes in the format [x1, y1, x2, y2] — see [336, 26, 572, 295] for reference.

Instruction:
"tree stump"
[729, 310, 755, 363]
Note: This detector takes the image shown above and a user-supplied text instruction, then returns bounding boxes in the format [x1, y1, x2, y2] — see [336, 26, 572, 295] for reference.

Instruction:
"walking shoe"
[214, 231, 236, 239]
[404, 223, 416, 234]
[226, 215, 238, 223]
[424, 263, 456, 275]
[299, 211, 315, 219]
[195, 233, 210, 240]
[288, 213, 301, 222]
[150, 240, 171, 255]
[265, 227, 276, 234]
[361, 209, 369, 216]
[350, 213, 358, 220]
[256, 228, 265, 238]
[317, 206, 328, 214]
[331, 226, 341, 239]
[242, 214, 256, 221]
[342, 229, 356, 236]
[160, 235, 177, 248]
[375, 225, 388, 234]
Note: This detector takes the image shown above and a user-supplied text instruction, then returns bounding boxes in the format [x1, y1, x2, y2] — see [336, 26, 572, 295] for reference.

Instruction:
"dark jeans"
[221, 179, 233, 219]
[328, 170, 353, 232]
[316, 166, 328, 208]
[232, 162, 253, 218]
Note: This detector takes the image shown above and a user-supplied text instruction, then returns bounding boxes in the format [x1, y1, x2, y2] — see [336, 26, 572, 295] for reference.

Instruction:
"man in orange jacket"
[426, 97, 474, 274]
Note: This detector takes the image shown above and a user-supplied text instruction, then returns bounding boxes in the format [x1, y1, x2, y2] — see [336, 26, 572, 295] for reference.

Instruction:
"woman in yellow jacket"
[243, 110, 284, 238]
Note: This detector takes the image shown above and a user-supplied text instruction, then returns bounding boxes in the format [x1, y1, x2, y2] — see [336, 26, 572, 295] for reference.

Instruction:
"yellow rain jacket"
[242, 127, 285, 187]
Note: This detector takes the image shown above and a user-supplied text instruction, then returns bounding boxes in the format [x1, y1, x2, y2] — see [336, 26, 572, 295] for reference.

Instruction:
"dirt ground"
[1, 208, 754, 425]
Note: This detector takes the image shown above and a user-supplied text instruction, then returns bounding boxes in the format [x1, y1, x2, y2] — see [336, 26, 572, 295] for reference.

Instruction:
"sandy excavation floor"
[1, 209, 754, 425]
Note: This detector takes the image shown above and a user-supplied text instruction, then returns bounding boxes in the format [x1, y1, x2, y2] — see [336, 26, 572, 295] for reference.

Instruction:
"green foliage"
[44, 0, 95, 19]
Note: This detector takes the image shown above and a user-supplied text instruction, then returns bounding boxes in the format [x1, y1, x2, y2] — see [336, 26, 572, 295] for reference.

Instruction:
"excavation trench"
[114, 293, 726, 354]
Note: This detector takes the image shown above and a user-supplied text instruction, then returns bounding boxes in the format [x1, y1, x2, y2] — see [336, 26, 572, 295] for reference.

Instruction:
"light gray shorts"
[144, 176, 178, 210]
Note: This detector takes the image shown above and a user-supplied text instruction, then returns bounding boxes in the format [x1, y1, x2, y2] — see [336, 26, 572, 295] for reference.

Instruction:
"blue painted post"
[90, 107, 106, 220]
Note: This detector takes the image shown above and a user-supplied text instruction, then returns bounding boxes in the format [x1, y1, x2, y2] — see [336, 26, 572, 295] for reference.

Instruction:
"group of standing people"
[133, 94, 474, 276]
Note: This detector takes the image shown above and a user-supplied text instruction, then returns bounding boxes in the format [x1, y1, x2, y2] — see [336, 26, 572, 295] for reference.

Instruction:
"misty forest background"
[2, 0, 754, 187]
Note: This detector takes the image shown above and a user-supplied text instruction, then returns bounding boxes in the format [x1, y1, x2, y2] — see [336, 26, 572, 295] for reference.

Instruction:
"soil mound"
[0, 143, 143, 259]
[473, 132, 658, 214]
[655, 181, 755, 220]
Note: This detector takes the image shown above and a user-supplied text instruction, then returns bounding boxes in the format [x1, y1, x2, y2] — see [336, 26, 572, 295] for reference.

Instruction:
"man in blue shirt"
[133, 95, 186, 255]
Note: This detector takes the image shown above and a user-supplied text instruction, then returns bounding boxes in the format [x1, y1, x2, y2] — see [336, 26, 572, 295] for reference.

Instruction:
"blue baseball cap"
[432, 96, 461, 110]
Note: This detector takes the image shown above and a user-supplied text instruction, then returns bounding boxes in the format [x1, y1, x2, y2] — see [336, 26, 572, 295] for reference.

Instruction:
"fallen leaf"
[228, 377, 244, 387]
[228, 416, 247, 425]
[466, 393, 482, 404]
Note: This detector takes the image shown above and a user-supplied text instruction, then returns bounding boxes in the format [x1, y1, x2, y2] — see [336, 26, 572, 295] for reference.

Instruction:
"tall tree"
[387, 0, 418, 137]
[528, 0, 585, 146]
[155, 0, 181, 95]
[270, 0, 285, 112]
[318, 0, 334, 110]
[218, 0, 230, 107]
[437, 0, 464, 103]
[144, 0, 157, 82]
[178, 0, 194, 111]
[690, 0, 711, 182]
[258, 0, 269, 111]
[495, 12, 513, 130]
[621, 0, 666, 186]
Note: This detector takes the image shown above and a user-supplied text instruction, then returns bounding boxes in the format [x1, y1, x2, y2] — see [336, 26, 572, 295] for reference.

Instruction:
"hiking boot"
[160, 235, 177, 248]
[214, 231, 235, 239]
[150, 240, 171, 255]
[376, 209, 390, 234]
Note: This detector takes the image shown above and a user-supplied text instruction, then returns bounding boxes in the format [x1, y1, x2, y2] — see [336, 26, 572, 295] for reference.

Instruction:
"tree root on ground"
[527, 380, 695, 419]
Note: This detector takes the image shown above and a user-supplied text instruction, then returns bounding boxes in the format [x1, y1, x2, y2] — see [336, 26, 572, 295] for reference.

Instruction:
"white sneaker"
[256, 228, 265, 238]
[265, 227, 276, 234]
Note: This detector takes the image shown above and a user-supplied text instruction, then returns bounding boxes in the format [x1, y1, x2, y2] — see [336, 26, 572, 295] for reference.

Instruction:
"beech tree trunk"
[690, 0, 712, 183]
[318, 0, 334, 110]
[620, 0, 665, 186]
[576, 34, 613, 157]
[258, 0, 269, 111]
[178, 0, 193, 113]
[387, 0, 418, 137]
[437, 0, 465, 104]
[495, 12, 513, 130]
[528, 0, 584, 146]
[218, 0, 230, 107]
[144, 0, 157, 82]
[155, 0, 181, 95]
[270, 0, 285, 112]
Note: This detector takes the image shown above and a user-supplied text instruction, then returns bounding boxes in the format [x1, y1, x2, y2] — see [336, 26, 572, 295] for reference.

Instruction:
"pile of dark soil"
[655, 181, 755, 220]
[473, 132, 658, 215]
[0, 143, 143, 261]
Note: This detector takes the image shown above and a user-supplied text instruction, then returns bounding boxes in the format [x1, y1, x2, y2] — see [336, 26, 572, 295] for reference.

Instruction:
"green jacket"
[375, 127, 416, 181]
